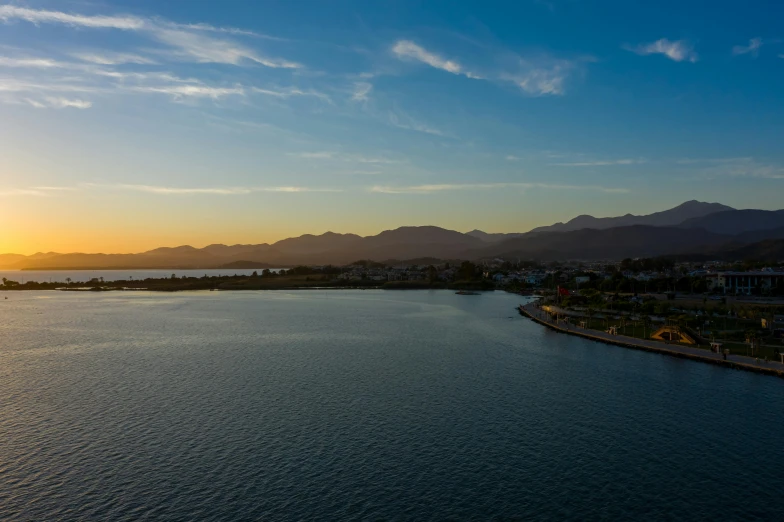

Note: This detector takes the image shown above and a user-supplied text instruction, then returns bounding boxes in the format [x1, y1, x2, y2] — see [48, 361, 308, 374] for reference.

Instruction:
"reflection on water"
[1, 290, 782, 520]
[0, 268, 283, 283]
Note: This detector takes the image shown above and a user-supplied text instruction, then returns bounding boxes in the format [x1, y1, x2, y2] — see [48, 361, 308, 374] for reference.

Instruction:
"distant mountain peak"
[528, 200, 735, 234]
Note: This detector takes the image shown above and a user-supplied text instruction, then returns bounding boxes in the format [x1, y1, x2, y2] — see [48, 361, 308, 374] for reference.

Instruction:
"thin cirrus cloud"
[149, 28, 300, 68]
[127, 84, 245, 100]
[680, 157, 784, 180]
[0, 186, 77, 196]
[387, 110, 446, 136]
[731, 38, 763, 57]
[625, 38, 698, 62]
[287, 152, 402, 164]
[33, 97, 92, 109]
[369, 183, 629, 194]
[351, 82, 372, 102]
[0, 5, 298, 68]
[110, 184, 342, 195]
[0, 4, 144, 29]
[391, 39, 578, 96]
[549, 159, 643, 167]
[0, 56, 67, 68]
[252, 86, 331, 103]
[391, 40, 482, 79]
[71, 52, 158, 65]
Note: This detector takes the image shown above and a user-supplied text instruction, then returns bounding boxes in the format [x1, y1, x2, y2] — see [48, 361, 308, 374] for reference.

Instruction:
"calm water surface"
[1, 290, 782, 520]
[0, 269, 282, 284]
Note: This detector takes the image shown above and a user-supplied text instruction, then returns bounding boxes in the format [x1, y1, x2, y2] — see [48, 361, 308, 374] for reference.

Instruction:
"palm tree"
[65, 277, 72, 286]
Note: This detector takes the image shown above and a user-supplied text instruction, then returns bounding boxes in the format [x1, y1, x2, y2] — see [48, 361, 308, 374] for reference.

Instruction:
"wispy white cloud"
[505, 155, 521, 161]
[71, 52, 157, 65]
[370, 183, 629, 194]
[163, 21, 281, 40]
[391, 39, 579, 96]
[128, 84, 244, 99]
[287, 151, 402, 164]
[388, 110, 446, 136]
[550, 159, 643, 167]
[251, 86, 331, 103]
[681, 157, 784, 179]
[0, 5, 298, 69]
[112, 184, 341, 194]
[0, 185, 78, 196]
[0, 78, 97, 93]
[351, 82, 372, 102]
[502, 64, 572, 96]
[288, 151, 335, 159]
[675, 157, 752, 165]
[392, 40, 459, 74]
[0, 5, 144, 30]
[149, 28, 300, 68]
[41, 97, 92, 109]
[391, 40, 482, 79]
[0, 56, 66, 68]
[732, 38, 763, 57]
[625, 39, 698, 62]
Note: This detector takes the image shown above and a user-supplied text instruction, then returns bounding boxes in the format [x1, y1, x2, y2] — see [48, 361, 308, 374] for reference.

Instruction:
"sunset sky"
[2, 0, 783, 254]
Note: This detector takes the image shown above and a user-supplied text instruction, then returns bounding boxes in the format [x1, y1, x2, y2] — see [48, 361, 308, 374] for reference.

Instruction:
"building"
[706, 271, 784, 295]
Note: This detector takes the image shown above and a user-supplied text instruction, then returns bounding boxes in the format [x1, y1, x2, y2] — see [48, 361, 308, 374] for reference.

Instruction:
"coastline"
[518, 302, 784, 379]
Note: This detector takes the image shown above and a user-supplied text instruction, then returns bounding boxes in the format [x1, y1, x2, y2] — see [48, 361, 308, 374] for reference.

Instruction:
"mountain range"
[4, 201, 784, 269]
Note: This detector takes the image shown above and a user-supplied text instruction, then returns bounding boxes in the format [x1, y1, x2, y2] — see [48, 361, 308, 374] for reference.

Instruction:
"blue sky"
[1, 0, 783, 253]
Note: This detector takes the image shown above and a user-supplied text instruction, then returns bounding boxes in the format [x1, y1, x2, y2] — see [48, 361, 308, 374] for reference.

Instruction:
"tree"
[642, 315, 653, 339]
[457, 261, 477, 281]
[65, 277, 72, 285]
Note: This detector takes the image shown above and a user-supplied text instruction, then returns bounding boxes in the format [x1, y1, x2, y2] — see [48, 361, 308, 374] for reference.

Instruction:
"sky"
[1, 0, 783, 254]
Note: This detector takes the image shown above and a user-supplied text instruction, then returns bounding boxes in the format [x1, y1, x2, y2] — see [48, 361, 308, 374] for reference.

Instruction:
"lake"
[1, 290, 782, 520]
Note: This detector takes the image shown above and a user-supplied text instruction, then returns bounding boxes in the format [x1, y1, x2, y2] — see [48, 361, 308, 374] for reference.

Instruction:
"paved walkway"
[520, 302, 784, 378]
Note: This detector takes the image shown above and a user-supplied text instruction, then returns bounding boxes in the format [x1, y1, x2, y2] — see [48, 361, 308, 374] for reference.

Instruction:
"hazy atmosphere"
[2, 0, 783, 254]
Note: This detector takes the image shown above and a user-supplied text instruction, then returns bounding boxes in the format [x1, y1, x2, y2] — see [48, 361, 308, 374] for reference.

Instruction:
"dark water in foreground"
[1, 290, 782, 521]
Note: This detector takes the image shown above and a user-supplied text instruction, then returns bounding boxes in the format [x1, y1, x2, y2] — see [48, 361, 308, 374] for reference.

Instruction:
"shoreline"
[518, 302, 784, 380]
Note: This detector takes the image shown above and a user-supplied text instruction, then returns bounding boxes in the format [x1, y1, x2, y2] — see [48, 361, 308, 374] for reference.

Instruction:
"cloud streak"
[388, 110, 445, 136]
[391, 39, 580, 96]
[0, 5, 144, 29]
[150, 28, 300, 68]
[72, 52, 157, 65]
[0, 5, 298, 69]
[370, 183, 629, 194]
[0, 186, 78, 196]
[550, 159, 642, 167]
[252, 86, 331, 103]
[732, 38, 763, 57]
[351, 82, 372, 102]
[625, 39, 698, 62]
[287, 152, 402, 164]
[391, 40, 480, 78]
[116, 184, 341, 194]
[682, 157, 784, 180]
